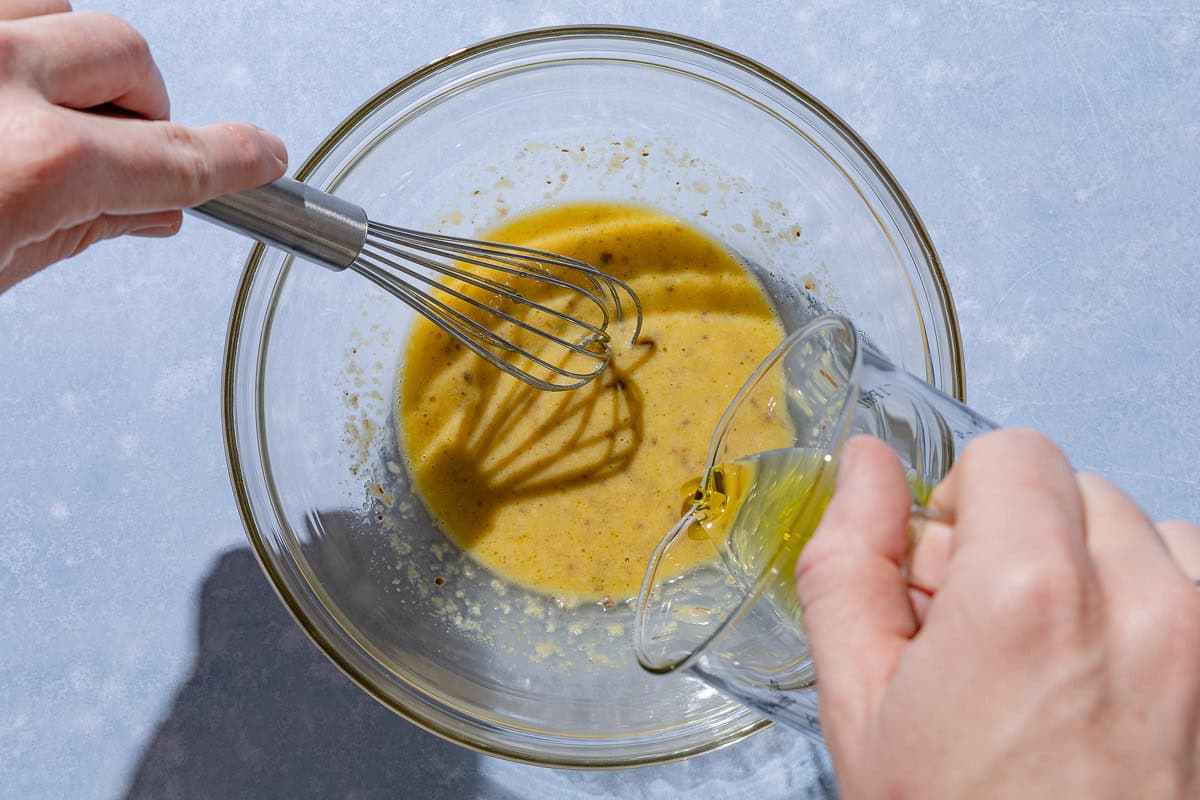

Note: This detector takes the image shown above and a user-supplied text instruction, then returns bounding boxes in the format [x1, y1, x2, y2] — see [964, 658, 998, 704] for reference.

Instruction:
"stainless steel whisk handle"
[189, 177, 368, 271]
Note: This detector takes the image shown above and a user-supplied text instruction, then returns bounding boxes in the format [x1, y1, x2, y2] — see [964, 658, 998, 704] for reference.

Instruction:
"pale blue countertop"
[3, 1, 1198, 798]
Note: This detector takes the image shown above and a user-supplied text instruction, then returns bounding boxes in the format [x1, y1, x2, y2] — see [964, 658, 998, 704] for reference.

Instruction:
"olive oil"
[683, 447, 835, 565]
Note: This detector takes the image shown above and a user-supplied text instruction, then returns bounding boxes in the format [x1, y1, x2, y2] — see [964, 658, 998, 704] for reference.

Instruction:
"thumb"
[1, 211, 180, 292]
[795, 435, 917, 731]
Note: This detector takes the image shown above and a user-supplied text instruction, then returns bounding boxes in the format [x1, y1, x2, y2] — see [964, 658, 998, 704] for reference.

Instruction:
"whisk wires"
[351, 222, 643, 391]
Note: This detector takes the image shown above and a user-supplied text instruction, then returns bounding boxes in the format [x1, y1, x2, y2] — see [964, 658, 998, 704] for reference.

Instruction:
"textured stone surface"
[3, 2, 1198, 797]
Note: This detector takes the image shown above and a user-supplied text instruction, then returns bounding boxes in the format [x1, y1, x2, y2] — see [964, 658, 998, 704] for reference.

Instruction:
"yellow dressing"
[397, 203, 793, 603]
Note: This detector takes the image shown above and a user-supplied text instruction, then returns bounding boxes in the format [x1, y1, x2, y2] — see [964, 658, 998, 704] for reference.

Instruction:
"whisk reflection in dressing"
[190, 177, 642, 391]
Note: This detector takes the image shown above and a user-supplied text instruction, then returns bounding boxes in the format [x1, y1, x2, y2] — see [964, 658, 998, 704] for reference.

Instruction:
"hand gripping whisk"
[191, 177, 642, 391]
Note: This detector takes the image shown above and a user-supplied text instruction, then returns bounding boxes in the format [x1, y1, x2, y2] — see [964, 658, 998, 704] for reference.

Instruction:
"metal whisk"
[190, 177, 642, 391]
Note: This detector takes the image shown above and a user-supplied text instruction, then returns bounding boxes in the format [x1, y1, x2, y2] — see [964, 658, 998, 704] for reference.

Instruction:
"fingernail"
[257, 128, 288, 167]
[129, 224, 180, 239]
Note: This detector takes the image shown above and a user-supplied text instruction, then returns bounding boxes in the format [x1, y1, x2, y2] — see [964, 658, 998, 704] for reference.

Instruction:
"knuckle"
[224, 124, 262, 171]
[14, 110, 92, 186]
[986, 552, 1091, 632]
[0, 28, 21, 77]
[1170, 600, 1200, 656]
[1166, 610, 1200, 662]
[44, 124, 94, 180]
[75, 219, 115, 254]
[1121, 583, 1200, 665]
[117, 19, 154, 69]
[0, 108, 95, 242]
[80, 12, 155, 73]
[162, 124, 211, 196]
[794, 538, 848, 607]
[959, 428, 1062, 474]
[794, 520, 846, 585]
[793, 542, 829, 595]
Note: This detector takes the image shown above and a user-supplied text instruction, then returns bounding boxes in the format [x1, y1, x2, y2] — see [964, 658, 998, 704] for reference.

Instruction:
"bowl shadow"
[121, 545, 518, 800]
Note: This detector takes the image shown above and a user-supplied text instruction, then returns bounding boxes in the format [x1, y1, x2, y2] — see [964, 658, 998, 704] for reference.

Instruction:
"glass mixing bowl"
[223, 26, 964, 767]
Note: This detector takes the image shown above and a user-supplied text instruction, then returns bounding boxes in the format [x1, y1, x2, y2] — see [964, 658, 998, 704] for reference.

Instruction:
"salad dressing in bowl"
[399, 202, 794, 603]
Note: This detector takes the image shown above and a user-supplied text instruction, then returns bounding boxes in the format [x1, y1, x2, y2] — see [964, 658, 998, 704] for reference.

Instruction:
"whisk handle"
[189, 177, 367, 270]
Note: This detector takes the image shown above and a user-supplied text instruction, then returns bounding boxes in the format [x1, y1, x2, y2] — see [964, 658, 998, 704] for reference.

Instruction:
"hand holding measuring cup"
[634, 313, 996, 736]
[633, 313, 1200, 746]
[799, 431, 1200, 799]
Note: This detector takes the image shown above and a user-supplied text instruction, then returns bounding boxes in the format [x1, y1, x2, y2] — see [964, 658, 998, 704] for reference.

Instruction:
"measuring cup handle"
[903, 505, 954, 595]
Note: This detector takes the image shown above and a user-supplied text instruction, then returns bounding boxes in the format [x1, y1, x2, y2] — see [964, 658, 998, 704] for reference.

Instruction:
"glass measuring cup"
[633, 314, 996, 740]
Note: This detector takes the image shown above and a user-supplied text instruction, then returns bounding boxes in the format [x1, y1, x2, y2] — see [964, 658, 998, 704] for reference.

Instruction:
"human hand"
[795, 430, 1200, 799]
[0, 1, 288, 292]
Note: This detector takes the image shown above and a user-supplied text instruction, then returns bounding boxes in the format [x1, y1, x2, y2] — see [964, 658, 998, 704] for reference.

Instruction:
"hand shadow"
[122, 546, 516, 800]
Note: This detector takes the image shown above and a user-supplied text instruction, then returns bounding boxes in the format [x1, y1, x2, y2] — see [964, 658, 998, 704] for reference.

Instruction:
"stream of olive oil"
[683, 447, 835, 569]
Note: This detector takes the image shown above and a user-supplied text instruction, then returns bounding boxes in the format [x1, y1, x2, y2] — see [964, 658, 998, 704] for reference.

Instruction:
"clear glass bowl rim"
[222, 24, 967, 768]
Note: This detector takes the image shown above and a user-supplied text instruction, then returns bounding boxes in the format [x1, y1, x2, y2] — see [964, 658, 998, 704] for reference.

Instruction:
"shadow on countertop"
[122, 546, 512, 800]
[122, 544, 838, 800]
